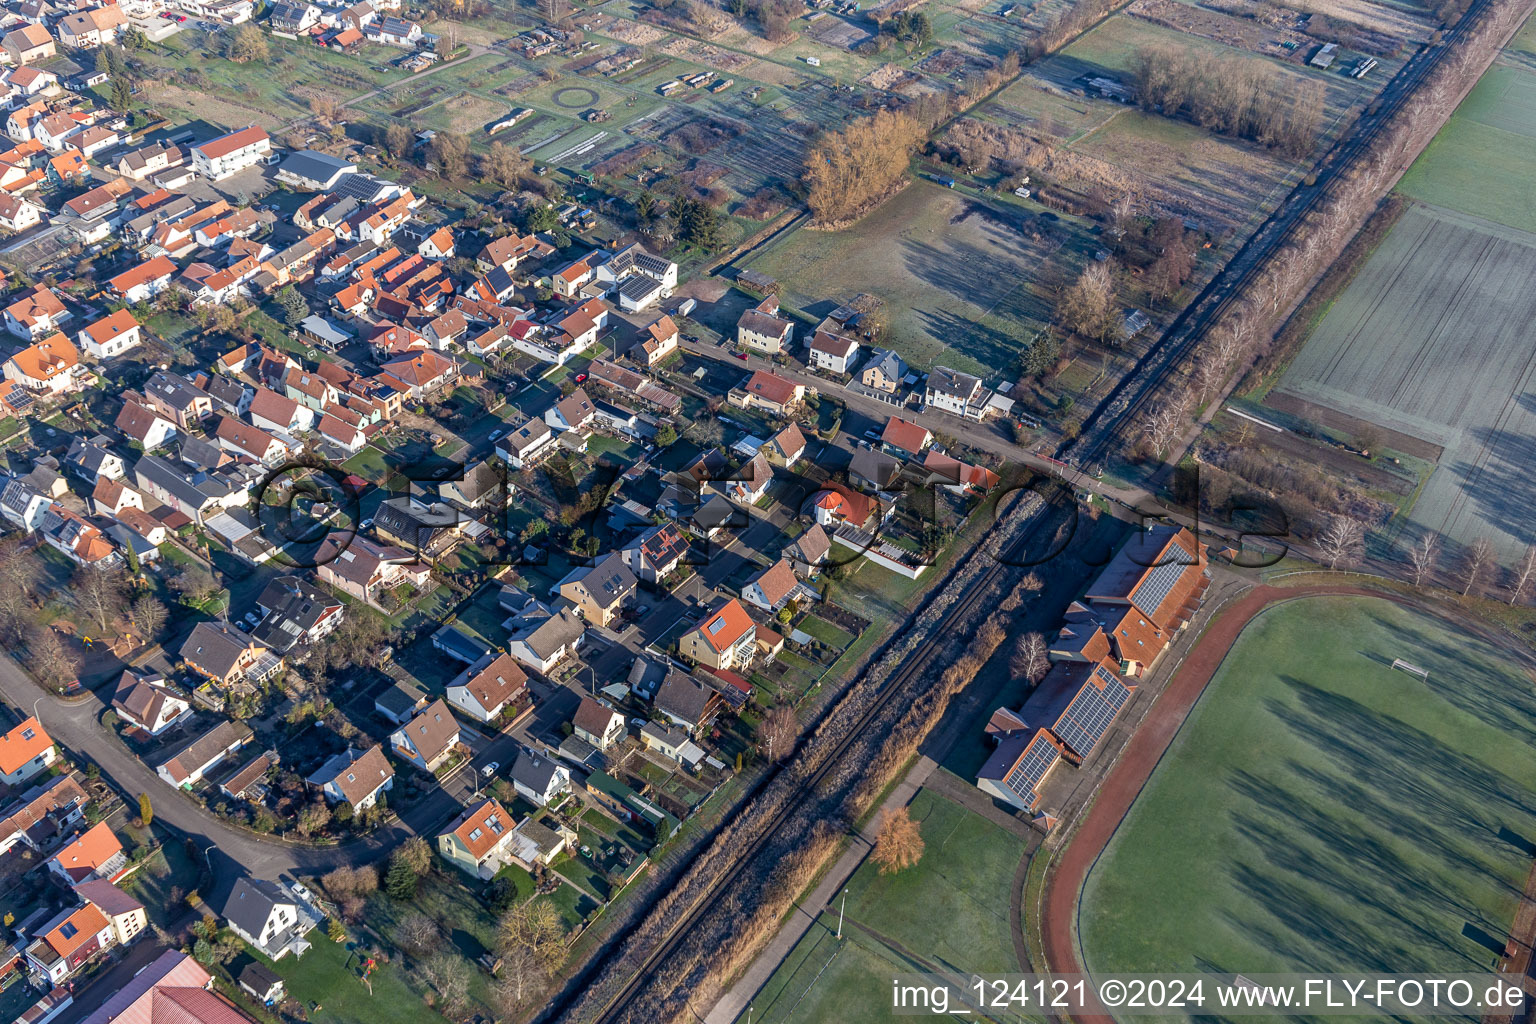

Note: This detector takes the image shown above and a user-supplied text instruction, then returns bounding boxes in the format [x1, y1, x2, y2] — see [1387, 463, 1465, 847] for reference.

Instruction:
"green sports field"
[1081, 595, 1536, 978]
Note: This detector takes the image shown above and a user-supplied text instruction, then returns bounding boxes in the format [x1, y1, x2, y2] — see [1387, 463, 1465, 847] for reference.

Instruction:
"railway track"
[1066, 0, 1497, 469]
[564, 490, 1052, 1024]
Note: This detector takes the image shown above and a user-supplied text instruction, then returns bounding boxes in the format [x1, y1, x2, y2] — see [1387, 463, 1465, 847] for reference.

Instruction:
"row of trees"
[1131, 43, 1327, 157]
[1320, 518, 1536, 606]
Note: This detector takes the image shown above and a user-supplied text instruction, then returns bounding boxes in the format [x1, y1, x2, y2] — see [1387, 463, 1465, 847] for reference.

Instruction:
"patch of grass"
[1082, 596, 1536, 976]
[796, 615, 855, 648]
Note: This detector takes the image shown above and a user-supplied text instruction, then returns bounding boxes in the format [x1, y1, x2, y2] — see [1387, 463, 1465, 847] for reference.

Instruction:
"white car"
[289, 881, 315, 904]
[481, 761, 500, 779]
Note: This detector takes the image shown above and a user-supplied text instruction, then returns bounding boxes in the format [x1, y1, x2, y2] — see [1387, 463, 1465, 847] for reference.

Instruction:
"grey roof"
[618, 275, 662, 303]
[299, 315, 352, 346]
[561, 551, 636, 610]
[252, 576, 341, 653]
[281, 150, 355, 187]
[375, 680, 427, 719]
[513, 606, 585, 661]
[432, 624, 492, 664]
[134, 453, 247, 513]
[180, 620, 259, 678]
[510, 748, 566, 794]
[849, 448, 901, 490]
[220, 876, 292, 936]
[144, 370, 211, 413]
[330, 172, 395, 204]
[239, 960, 283, 995]
[862, 347, 906, 381]
[654, 671, 713, 728]
[927, 365, 982, 400]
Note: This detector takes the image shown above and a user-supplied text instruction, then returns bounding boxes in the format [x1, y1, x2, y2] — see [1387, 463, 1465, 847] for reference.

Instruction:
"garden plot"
[1270, 203, 1536, 559]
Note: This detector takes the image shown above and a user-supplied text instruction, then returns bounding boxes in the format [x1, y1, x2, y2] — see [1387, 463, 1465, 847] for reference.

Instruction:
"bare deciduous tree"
[1316, 515, 1365, 570]
[396, 911, 442, 955]
[1511, 545, 1536, 606]
[128, 595, 166, 642]
[871, 806, 925, 874]
[1142, 400, 1187, 459]
[1407, 533, 1438, 587]
[27, 626, 76, 690]
[497, 898, 564, 1005]
[76, 568, 128, 636]
[1010, 632, 1049, 684]
[419, 952, 470, 1015]
[1461, 536, 1494, 597]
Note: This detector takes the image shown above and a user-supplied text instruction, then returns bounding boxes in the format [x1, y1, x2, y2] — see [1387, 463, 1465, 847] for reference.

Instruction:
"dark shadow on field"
[1033, 54, 1125, 90]
[1211, 676, 1536, 974]
[1357, 610, 1536, 743]
[1440, 393, 1536, 550]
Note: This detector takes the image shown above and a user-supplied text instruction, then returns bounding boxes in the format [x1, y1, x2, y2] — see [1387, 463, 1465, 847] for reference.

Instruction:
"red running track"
[1037, 584, 1406, 1022]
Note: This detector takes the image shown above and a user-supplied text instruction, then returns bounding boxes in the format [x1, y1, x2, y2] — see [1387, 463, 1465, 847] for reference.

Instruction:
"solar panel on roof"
[1129, 557, 1187, 620]
[1051, 665, 1132, 758]
[1004, 734, 1060, 807]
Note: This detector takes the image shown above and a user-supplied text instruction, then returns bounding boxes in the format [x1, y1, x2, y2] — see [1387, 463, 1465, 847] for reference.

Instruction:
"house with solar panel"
[976, 656, 1136, 822]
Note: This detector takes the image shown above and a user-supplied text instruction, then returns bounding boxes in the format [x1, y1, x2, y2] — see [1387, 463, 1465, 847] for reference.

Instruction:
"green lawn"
[795, 615, 855, 649]
[842, 786, 1024, 976]
[254, 932, 425, 1024]
[1396, 63, 1536, 233]
[1082, 596, 1536, 977]
[748, 786, 1027, 1024]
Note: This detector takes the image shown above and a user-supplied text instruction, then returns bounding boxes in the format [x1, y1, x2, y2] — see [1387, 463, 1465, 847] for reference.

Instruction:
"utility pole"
[836, 888, 848, 939]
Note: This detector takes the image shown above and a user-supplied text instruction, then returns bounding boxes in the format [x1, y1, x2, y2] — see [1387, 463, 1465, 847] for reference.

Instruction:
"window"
[468, 828, 483, 842]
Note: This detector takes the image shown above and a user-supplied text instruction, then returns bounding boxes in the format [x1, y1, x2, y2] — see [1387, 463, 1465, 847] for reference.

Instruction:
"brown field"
[660, 37, 757, 71]
[1290, 0, 1436, 44]
[426, 93, 508, 134]
[1129, 0, 1315, 60]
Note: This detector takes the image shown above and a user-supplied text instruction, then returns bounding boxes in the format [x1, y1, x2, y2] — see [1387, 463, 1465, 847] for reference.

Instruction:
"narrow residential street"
[0, 652, 458, 894]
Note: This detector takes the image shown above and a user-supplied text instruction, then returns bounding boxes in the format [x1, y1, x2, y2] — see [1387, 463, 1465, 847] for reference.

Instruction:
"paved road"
[0, 651, 456, 894]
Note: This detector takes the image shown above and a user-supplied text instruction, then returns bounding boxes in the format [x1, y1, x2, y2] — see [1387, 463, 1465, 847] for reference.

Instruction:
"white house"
[0, 716, 55, 786]
[78, 309, 142, 360]
[509, 748, 570, 807]
[307, 744, 394, 812]
[446, 653, 529, 724]
[192, 126, 272, 181]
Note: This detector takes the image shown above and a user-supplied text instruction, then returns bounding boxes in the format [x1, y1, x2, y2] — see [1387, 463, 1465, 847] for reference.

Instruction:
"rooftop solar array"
[1129, 556, 1188, 620]
[1051, 664, 1133, 759]
[1004, 732, 1061, 808]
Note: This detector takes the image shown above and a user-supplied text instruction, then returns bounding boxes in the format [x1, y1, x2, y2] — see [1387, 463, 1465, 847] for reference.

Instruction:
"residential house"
[436, 798, 517, 879]
[556, 551, 636, 627]
[860, 348, 908, 393]
[807, 328, 859, 374]
[375, 681, 429, 727]
[156, 720, 252, 788]
[247, 386, 309, 434]
[78, 309, 141, 360]
[80, 952, 249, 1024]
[924, 365, 996, 420]
[314, 534, 431, 605]
[728, 451, 773, 505]
[389, 699, 461, 772]
[180, 621, 278, 688]
[446, 652, 529, 724]
[0, 716, 54, 786]
[0, 775, 87, 856]
[729, 369, 804, 416]
[742, 558, 800, 614]
[219, 877, 307, 960]
[544, 387, 596, 433]
[252, 575, 345, 653]
[622, 522, 690, 583]
[378, 349, 458, 402]
[679, 598, 759, 672]
[25, 902, 114, 986]
[736, 296, 794, 354]
[4, 286, 67, 343]
[143, 370, 214, 427]
[881, 416, 932, 457]
[0, 194, 42, 232]
[57, 6, 126, 46]
[192, 126, 271, 181]
[496, 415, 556, 470]
[2, 24, 54, 65]
[107, 255, 178, 304]
[74, 880, 148, 948]
[653, 670, 722, 734]
[767, 422, 806, 468]
[506, 606, 585, 674]
[116, 398, 177, 451]
[307, 744, 394, 812]
[509, 748, 570, 806]
[784, 522, 832, 578]
[111, 670, 192, 736]
[64, 434, 125, 482]
[572, 697, 625, 751]
[47, 822, 127, 883]
[636, 314, 678, 366]
[213, 416, 289, 466]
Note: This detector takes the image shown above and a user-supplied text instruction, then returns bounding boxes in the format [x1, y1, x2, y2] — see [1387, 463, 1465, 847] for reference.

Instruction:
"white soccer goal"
[1391, 658, 1430, 681]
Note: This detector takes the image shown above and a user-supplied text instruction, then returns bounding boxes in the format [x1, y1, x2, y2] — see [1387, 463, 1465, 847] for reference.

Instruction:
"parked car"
[489, 429, 504, 442]
[734, 352, 748, 361]
[481, 761, 499, 778]
[574, 372, 588, 384]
